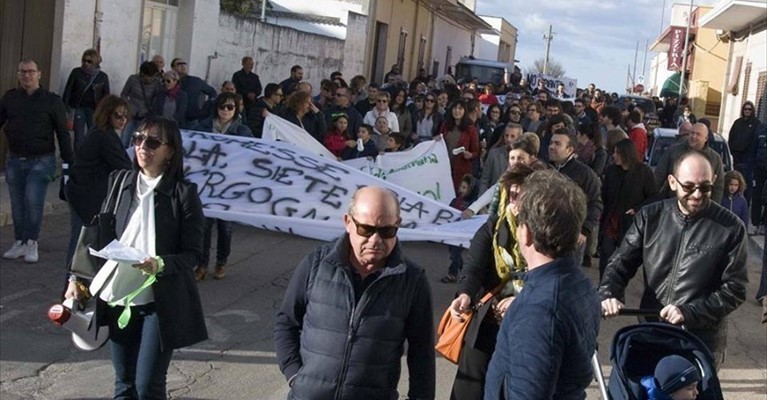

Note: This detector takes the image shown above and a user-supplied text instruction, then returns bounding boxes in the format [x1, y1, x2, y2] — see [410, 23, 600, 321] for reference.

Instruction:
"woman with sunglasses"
[63, 48, 110, 150]
[64, 95, 133, 280]
[414, 93, 444, 144]
[391, 88, 413, 139]
[65, 117, 207, 399]
[599, 138, 657, 278]
[195, 93, 252, 280]
[447, 164, 537, 399]
[152, 70, 188, 129]
[363, 92, 400, 133]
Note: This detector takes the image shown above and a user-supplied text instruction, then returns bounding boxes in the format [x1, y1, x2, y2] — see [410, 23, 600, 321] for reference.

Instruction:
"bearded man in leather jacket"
[599, 150, 748, 367]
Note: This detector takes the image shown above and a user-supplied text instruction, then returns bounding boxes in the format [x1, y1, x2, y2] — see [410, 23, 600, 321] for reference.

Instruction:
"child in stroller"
[641, 355, 701, 400]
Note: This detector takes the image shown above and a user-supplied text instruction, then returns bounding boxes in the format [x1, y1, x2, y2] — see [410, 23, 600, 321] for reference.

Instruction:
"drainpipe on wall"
[205, 51, 219, 82]
[93, 0, 103, 52]
[365, 0, 378, 79]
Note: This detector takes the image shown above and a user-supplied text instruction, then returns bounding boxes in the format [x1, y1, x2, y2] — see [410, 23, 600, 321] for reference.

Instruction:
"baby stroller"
[593, 309, 724, 400]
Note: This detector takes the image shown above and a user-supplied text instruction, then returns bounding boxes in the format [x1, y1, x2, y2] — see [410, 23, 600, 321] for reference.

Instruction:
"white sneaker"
[3, 241, 27, 259]
[24, 240, 38, 263]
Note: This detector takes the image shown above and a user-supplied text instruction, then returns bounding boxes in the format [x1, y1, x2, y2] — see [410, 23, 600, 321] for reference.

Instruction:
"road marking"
[0, 310, 23, 323]
[0, 288, 41, 304]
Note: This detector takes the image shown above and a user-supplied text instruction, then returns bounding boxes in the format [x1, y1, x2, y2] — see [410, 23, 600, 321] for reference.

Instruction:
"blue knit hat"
[654, 355, 701, 395]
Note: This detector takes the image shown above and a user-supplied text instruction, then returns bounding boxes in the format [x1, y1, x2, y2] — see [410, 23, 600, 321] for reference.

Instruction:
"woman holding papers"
[65, 117, 207, 399]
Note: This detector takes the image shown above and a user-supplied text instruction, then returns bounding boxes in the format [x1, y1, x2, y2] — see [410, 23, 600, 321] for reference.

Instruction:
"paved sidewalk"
[0, 174, 68, 227]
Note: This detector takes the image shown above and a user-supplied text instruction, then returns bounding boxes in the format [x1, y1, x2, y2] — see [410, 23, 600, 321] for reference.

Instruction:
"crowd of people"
[1, 49, 766, 399]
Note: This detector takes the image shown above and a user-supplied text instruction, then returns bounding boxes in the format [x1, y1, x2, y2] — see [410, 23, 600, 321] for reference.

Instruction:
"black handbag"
[70, 170, 129, 279]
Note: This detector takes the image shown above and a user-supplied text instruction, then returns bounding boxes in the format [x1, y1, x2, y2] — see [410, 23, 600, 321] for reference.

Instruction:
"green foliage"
[220, 0, 270, 17]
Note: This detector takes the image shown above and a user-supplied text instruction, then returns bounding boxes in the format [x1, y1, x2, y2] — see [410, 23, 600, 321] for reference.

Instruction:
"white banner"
[181, 131, 481, 247]
[527, 73, 578, 98]
[343, 140, 456, 205]
[262, 113, 456, 204]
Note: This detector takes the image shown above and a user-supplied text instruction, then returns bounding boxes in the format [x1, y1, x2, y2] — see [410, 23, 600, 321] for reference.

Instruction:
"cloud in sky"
[475, 0, 719, 93]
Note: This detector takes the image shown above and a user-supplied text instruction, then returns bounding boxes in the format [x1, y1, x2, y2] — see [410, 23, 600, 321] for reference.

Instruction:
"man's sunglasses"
[350, 216, 399, 239]
[132, 133, 168, 150]
[218, 104, 235, 111]
[673, 176, 713, 194]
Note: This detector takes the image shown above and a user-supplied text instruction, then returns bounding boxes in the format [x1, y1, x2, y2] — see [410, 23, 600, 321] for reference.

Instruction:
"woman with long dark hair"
[438, 100, 480, 193]
[65, 117, 207, 399]
[391, 88, 413, 139]
[65, 95, 133, 273]
[414, 93, 444, 144]
[599, 138, 657, 277]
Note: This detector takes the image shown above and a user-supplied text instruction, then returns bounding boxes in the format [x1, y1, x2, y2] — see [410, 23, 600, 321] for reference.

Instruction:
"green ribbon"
[108, 274, 157, 329]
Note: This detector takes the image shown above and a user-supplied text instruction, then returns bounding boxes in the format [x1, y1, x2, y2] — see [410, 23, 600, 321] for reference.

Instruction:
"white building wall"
[648, 52, 675, 96]
[719, 27, 767, 136]
[432, 16, 473, 75]
[211, 13, 345, 93]
[54, 0, 142, 97]
[476, 33, 500, 60]
[343, 12, 368, 77]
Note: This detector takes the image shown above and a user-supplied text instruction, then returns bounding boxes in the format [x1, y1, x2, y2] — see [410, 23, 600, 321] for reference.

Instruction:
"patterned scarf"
[492, 185, 526, 296]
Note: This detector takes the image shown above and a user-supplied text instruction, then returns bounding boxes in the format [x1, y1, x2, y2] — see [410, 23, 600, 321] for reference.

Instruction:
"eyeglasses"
[335, 92, 347, 97]
[673, 176, 713, 194]
[491, 110, 501, 114]
[218, 104, 236, 111]
[17, 69, 37, 75]
[377, 99, 388, 103]
[164, 79, 175, 84]
[112, 112, 128, 120]
[350, 216, 399, 239]
[132, 133, 168, 150]
[425, 98, 435, 102]
[743, 107, 753, 111]
[509, 110, 521, 115]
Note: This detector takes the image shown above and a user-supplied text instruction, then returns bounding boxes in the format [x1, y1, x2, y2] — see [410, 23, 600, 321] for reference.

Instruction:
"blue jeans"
[73, 107, 95, 151]
[108, 304, 173, 400]
[5, 154, 56, 241]
[757, 233, 767, 300]
[201, 218, 233, 268]
[66, 205, 84, 268]
[447, 245, 463, 276]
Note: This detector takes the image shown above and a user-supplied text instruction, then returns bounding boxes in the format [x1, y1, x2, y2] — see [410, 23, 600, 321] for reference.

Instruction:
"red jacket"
[628, 126, 648, 159]
[439, 122, 480, 191]
[323, 129, 348, 157]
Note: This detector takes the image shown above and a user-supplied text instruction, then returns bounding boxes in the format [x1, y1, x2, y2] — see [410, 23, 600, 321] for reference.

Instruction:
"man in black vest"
[274, 186, 435, 399]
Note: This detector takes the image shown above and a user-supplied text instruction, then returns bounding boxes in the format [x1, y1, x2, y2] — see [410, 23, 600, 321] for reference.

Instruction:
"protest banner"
[262, 113, 456, 204]
[181, 131, 480, 247]
[343, 140, 456, 204]
[526, 73, 578, 98]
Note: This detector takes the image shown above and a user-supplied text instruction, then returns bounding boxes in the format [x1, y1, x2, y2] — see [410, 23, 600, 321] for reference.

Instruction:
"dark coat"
[97, 170, 208, 350]
[728, 116, 759, 162]
[231, 69, 262, 107]
[553, 156, 603, 235]
[179, 75, 216, 121]
[599, 199, 748, 354]
[62, 67, 110, 109]
[654, 141, 725, 202]
[152, 90, 188, 128]
[484, 257, 601, 400]
[280, 109, 327, 142]
[246, 97, 275, 138]
[273, 236, 435, 400]
[65, 128, 133, 222]
[196, 116, 253, 137]
[601, 163, 658, 239]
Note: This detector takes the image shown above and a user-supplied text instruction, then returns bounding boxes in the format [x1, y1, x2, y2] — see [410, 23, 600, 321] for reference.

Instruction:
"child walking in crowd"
[442, 174, 478, 283]
[342, 124, 378, 160]
[721, 170, 749, 227]
[324, 114, 354, 160]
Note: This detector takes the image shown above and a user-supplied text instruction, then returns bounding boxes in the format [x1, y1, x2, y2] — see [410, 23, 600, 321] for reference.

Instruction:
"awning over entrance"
[660, 72, 685, 98]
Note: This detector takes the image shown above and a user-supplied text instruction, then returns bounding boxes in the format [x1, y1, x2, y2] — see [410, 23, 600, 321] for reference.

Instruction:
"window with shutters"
[741, 62, 752, 109]
[756, 71, 767, 124]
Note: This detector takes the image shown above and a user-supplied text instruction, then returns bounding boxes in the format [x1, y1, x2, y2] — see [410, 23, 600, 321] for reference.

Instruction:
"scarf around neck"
[492, 185, 526, 295]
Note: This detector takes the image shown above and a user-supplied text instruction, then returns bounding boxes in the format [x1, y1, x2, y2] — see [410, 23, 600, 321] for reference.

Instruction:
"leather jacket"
[598, 199, 748, 353]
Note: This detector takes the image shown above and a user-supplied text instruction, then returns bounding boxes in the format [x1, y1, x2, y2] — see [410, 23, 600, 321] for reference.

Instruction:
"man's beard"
[678, 194, 710, 216]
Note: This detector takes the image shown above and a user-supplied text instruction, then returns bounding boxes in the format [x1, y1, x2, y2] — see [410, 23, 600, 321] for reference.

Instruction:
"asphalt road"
[1, 213, 765, 399]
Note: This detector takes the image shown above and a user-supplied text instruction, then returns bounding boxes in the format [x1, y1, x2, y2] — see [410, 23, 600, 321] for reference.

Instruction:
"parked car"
[618, 95, 661, 133]
[647, 127, 733, 172]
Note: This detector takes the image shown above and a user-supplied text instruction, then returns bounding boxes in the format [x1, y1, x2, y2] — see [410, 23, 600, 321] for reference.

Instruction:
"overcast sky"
[476, 0, 719, 93]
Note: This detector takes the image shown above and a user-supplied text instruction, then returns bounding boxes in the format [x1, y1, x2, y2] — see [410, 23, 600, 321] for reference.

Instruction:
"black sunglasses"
[218, 104, 235, 111]
[132, 133, 167, 150]
[350, 216, 399, 239]
[112, 112, 128, 120]
[673, 176, 713, 194]
[425, 98, 435, 102]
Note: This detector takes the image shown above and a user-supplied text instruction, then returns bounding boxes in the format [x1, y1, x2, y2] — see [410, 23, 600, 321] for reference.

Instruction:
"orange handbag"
[435, 286, 501, 364]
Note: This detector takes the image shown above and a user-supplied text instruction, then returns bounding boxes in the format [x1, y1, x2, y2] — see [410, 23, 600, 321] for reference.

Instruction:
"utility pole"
[632, 41, 639, 87]
[679, 0, 694, 98]
[642, 38, 648, 80]
[543, 25, 554, 75]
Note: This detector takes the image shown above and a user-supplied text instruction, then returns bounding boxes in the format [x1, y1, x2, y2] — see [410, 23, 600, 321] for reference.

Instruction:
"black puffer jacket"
[599, 199, 748, 353]
[274, 236, 435, 400]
